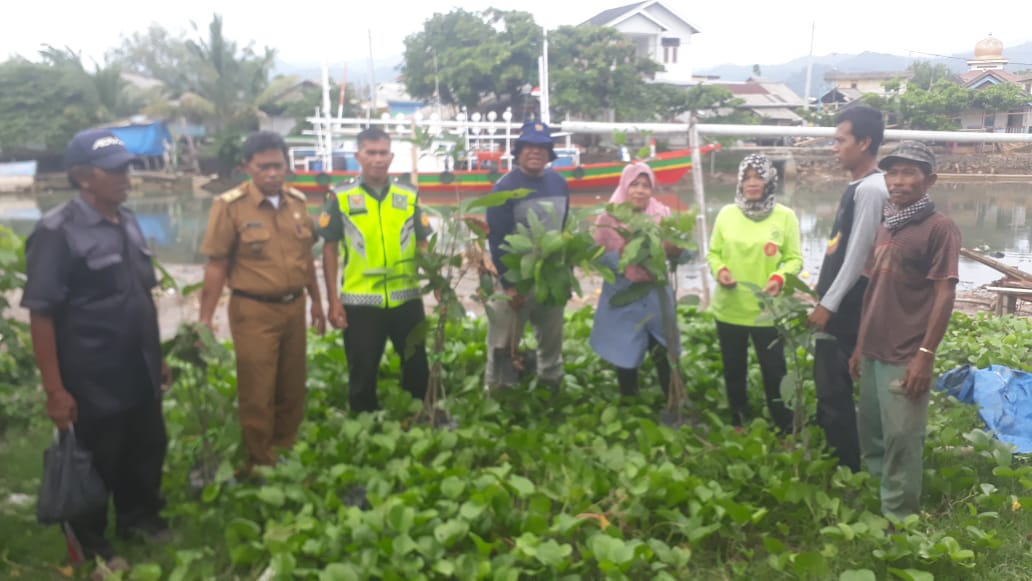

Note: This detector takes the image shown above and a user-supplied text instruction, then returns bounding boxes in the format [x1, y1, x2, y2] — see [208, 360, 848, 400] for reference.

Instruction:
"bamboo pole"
[960, 248, 1032, 283]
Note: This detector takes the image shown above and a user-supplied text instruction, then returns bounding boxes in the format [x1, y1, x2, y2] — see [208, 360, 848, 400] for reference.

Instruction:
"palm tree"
[185, 14, 277, 134]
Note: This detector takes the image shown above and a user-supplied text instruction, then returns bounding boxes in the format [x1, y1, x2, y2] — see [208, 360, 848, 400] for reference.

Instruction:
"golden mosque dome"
[973, 35, 1004, 59]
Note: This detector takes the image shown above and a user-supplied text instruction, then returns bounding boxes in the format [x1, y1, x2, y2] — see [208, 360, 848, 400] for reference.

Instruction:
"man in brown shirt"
[849, 141, 961, 520]
[198, 131, 325, 471]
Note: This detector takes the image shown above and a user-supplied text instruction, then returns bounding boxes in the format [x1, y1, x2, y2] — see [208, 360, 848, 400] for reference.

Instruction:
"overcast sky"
[5, 0, 1032, 71]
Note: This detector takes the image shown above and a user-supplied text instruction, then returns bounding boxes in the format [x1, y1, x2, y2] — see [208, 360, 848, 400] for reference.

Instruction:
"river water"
[3, 178, 1031, 291]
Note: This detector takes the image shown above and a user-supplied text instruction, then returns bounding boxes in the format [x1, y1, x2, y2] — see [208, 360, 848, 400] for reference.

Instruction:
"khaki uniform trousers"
[228, 295, 307, 467]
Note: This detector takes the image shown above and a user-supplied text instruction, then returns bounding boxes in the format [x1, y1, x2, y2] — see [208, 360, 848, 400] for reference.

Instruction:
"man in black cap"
[485, 120, 570, 389]
[848, 141, 960, 519]
[22, 128, 171, 575]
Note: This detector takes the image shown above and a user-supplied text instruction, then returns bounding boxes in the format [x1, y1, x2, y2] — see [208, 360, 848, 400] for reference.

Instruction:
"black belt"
[231, 289, 304, 304]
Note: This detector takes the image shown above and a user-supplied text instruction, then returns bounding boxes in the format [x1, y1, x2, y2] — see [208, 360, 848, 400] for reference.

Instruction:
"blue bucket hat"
[513, 120, 557, 161]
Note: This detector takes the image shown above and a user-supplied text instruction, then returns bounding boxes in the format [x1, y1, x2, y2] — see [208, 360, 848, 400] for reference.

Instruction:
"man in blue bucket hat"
[485, 120, 570, 391]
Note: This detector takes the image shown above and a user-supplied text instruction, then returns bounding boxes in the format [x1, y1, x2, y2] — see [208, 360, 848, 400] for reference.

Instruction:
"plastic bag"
[36, 427, 108, 525]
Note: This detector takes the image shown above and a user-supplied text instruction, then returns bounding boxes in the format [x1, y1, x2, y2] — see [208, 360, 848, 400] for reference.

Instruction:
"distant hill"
[273, 54, 405, 87]
[270, 42, 1032, 97]
[698, 41, 1032, 97]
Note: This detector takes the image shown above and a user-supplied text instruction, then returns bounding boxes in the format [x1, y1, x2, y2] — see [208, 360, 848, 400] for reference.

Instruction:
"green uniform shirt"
[706, 203, 803, 327]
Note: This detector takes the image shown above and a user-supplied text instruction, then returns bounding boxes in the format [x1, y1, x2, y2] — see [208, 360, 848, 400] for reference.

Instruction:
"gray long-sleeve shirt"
[819, 172, 888, 313]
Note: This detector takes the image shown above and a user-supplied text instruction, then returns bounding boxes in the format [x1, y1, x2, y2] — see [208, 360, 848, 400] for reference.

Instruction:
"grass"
[0, 421, 74, 580]
[0, 421, 225, 581]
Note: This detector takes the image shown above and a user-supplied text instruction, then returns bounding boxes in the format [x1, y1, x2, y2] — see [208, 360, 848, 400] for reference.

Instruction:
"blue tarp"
[0, 161, 37, 176]
[107, 122, 173, 157]
[936, 364, 1032, 453]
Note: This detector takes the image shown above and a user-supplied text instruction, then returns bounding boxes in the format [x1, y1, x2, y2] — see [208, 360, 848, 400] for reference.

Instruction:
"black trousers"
[716, 321, 792, 432]
[814, 332, 862, 472]
[615, 335, 671, 396]
[68, 394, 167, 560]
[343, 299, 429, 412]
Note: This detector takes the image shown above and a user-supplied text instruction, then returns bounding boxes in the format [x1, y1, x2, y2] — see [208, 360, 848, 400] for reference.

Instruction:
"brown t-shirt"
[199, 182, 316, 296]
[857, 211, 961, 365]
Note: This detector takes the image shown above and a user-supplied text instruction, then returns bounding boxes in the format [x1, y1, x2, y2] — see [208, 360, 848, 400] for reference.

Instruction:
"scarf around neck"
[884, 194, 934, 231]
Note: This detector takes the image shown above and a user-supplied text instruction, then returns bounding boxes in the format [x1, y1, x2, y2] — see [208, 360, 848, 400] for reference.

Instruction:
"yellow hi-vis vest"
[336, 181, 421, 308]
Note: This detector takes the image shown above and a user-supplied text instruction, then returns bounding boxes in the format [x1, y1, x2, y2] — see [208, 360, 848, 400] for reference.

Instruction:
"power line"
[906, 49, 1032, 67]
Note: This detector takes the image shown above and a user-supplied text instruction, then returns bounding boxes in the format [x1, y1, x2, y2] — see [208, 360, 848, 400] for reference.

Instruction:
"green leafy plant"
[498, 207, 608, 307]
[9, 280, 1032, 580]
[0, 226, 39, 435]
[749, 272, 819, 439]
[410, 189, 531, 426]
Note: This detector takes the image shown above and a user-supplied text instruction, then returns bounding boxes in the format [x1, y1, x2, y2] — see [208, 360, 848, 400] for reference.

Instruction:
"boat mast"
[803, 21, 815, 110]
[367, 29, 377, 122]
[337, 62, 347, 120]
[320, 59, 333, 171]
[538, 28, 551, 125]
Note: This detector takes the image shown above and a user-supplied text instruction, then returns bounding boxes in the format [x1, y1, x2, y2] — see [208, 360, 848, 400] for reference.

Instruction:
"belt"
[231, 289, 304, 304]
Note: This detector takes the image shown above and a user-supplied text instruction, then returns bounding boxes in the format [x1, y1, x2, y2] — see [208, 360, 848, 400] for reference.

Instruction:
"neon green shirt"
[706, 203, 803, 327]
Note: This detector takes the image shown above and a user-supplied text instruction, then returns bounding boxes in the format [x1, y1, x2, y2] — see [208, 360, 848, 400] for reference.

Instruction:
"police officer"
[318, 127, 431, 412]
[22, 128, 171, 575]
[198, 131, 325, 471]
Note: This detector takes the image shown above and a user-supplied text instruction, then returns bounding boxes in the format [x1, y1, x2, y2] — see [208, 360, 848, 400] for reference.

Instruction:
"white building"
[582, 1, 700, 85]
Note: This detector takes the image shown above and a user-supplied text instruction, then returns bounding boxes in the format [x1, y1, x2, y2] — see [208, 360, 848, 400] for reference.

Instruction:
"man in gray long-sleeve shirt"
[808, 106, 888, 472]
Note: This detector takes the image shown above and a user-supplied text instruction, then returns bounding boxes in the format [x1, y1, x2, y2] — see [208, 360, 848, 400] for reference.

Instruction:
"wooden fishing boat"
[287, 144, 720, 198]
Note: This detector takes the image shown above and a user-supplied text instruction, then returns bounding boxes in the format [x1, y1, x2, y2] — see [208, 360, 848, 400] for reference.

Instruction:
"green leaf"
[460, 500, 487, 521]
[434, 519, 470, 548]
[214, 460, 234, 484]
[387, 504, 416, 533]
[433, 560, 456, 576]
[129, 563, 163, 581]
[271, 552, 297, 576]
[441, 476, 466, 500]
[790, 552, 828, 578]
[257, 486, 286, 507]
[534, 539, 573, 567]
[590, 534, 635, 566]
[225, 518, 262, 545]
[508, 475, 536, 497]
[464, 188, 532, 211]
[840, 570, 877, 581]
[320, 563, 362, 581]
[610, 282, 653, 307]
[888, 568, 934, 581]
[617, 237, 645, 271]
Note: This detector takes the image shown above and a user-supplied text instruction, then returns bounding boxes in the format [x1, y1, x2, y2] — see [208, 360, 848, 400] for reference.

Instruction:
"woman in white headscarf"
[706, 154, 802, 432]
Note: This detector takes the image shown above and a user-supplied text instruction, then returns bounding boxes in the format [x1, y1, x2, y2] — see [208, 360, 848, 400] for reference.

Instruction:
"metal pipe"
[560, 121, 1032, 143]
[688, 116, 711, 308]
[311, 116, 1032, 144]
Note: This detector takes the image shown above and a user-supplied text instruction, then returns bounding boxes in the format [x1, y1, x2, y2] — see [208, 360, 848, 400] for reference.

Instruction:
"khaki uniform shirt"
[200, 182, 316, 296]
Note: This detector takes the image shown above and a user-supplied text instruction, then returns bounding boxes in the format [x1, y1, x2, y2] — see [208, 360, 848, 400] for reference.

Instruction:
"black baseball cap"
[63, 128, 138, 170]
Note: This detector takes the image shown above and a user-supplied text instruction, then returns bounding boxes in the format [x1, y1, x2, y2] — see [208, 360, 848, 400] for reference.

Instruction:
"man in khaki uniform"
[198, 131, 326, 471]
